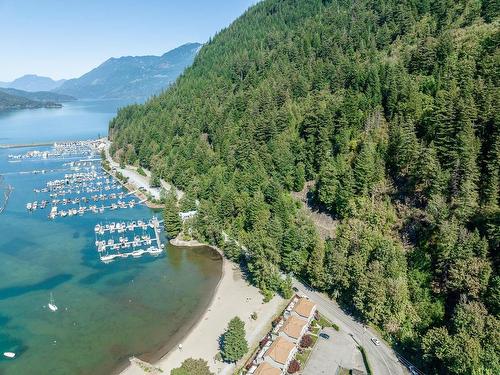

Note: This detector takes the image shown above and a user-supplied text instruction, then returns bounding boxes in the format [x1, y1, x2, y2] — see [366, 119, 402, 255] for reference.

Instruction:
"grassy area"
[296, 349, 312, 365]
[357, 346, 373, 375]
[315, 313, 339, 331]
[338, 368, 350, 375]
[311, 335, 318, 346]
[296, 330, 321, 369]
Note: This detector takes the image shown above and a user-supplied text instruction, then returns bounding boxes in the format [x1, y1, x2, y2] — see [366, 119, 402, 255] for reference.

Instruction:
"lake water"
[0, 101, 222, 375]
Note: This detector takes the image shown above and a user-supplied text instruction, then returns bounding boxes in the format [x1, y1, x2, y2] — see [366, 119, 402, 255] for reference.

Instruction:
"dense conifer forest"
[109, 1, 499, 373]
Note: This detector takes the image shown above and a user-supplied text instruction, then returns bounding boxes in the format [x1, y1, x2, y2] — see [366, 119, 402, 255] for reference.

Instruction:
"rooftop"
[265, 337, 295, 365]
[254, 362, 282, 375]
[293, 297, 316, 318]
[280, 315, 308, 339]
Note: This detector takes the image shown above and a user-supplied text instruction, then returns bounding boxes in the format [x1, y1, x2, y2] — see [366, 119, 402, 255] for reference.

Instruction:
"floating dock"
[95, 217, 165, 262]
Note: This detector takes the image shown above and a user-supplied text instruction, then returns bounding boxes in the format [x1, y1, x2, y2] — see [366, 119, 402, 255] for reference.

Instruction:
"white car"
[371, 337, 381, 346]
[408, 365, 418, 375]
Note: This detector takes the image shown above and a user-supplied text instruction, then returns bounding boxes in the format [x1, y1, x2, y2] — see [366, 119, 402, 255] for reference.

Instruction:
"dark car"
[319, 333, 330, 339]
[292, 286, 299, 292]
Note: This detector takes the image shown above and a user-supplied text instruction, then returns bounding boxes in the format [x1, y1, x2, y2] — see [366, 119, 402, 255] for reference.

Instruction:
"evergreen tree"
[163, 193, 182, 238]
[353, 140, 378, 195]
[221, 317, 248, 363]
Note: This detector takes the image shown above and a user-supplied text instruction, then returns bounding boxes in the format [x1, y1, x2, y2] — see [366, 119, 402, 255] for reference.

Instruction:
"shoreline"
[117, 240, 226, 375]
[119, 239, 286, 375]
[111, 242, 224, 375]
[103, 140, 183, 209]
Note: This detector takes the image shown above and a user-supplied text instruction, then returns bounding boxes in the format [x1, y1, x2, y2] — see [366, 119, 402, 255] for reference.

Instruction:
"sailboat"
[48, 292, 58, 312]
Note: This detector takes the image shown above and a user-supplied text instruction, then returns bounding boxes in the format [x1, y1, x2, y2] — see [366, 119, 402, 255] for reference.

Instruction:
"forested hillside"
[109, 1, 499, 373]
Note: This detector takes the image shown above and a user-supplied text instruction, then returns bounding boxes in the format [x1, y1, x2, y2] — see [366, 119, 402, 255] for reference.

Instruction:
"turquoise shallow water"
[0, 102, 222, 375]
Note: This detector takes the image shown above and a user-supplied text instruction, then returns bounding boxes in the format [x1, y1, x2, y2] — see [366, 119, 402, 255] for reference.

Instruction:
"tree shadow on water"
[0, 273, 73, 301]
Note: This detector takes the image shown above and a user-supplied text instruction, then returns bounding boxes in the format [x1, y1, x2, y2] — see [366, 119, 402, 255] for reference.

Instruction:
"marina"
[15, 140, 164, 259]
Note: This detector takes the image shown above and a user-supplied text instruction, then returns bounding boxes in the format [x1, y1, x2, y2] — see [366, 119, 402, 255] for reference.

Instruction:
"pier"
[0, 176, 13, 214]
[0, 142, 53, 149]
[95, 217, 165, 262]
[7, 139, 105, 160]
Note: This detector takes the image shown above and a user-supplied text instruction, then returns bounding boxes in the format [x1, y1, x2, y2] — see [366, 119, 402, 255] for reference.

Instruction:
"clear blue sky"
[0, 0, 257, 81]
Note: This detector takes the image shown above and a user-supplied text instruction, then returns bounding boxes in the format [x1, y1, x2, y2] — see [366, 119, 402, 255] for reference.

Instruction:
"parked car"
[408, 365, 418, 375]
[292, 286, 299, 292]
[319, 333, 330, 340]
[371, 337, 381, 346]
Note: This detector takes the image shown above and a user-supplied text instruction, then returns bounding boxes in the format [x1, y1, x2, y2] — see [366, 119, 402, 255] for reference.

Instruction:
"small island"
[0, 88, 75, 111]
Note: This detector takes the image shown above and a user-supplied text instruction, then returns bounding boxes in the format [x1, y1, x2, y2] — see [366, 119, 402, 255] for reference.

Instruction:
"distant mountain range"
[55, 42, 202, 99]
[0, 74, 66, 92]
[1, 42, 201, 103]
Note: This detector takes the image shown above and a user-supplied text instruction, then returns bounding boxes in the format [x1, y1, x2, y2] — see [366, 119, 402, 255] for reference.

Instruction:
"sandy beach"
[119, 242, 286, 375]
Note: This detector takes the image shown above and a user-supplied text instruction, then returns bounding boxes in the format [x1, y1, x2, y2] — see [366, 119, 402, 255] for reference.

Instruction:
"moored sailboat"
[48, 292, 58, 312]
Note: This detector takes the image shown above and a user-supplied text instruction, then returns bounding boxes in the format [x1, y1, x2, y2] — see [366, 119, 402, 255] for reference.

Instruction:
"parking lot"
[302, 327, 366, 374]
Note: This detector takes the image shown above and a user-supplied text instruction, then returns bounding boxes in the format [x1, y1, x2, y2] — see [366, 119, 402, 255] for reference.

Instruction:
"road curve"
[292, 278, 406, 375]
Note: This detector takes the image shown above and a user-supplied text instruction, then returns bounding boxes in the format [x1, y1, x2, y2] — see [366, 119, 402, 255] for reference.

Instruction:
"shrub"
[262, 289, 274, 303]
[137, 166, 146, 176]
[251, 312, 258, 320]
[287, 359, 300, 374]
[259, 337, 269, 348]
[272, 316, 282, 327]
[171, 358, 214, 375]
[300, 334, 313, 348]
[150, 172, 161, 187]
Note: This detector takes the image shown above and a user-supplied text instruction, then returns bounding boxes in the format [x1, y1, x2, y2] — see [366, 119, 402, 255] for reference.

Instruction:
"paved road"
[292, 278, 406, 375]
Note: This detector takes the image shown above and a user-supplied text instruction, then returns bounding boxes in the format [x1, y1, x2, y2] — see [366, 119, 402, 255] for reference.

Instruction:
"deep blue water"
[0, 99, 131, 144]
[0, 101, 221, 375]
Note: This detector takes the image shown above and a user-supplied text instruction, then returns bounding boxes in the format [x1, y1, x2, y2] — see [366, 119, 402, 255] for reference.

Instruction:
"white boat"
[147, 247, 163, 256]
[48, 292, 58, 312]
[100, 254, 118, 263]
[3, 352, 15, 358]
[132, 249, 145, 258]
